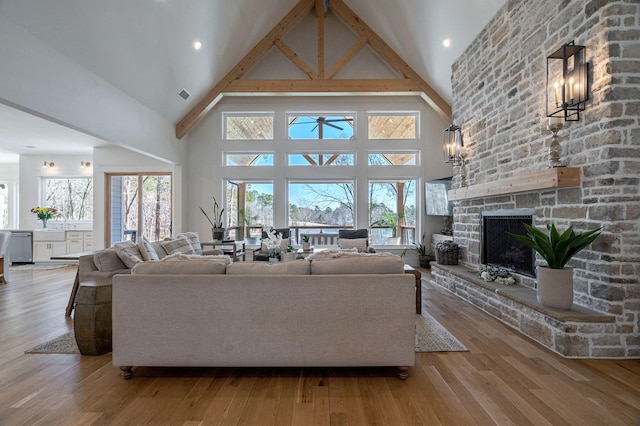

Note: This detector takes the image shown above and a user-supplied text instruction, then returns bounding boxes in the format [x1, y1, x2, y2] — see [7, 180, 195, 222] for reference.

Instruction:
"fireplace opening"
[481, 210, 536, 277]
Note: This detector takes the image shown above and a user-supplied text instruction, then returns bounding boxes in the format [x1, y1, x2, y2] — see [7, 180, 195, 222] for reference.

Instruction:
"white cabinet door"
[51, 242, 67, 258]
[33, 242, 51, 262]
[67, 240, 84, 254]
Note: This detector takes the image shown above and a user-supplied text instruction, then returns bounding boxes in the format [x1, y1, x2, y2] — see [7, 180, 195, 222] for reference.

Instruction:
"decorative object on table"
[263, 227, 283, 261]
[546, 117, 564, 168]
[281, 245, 296, 262]
[199, 196, 225, 241]
[372, 211, 403, 245]
[301, 235, 311, 251]
[477, 265, 515, 285]
[31, 206, 59, 228]
[508, 223, 601, 309]
[435, 241, 459, 265]
[411, 234, 433, 268]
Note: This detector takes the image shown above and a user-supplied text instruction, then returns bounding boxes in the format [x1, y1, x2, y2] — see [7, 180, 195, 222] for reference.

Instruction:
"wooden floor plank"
[0, 267, 639, 425]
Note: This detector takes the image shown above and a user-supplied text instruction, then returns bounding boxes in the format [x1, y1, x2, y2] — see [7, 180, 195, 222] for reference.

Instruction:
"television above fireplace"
[481, 209, 536, 277]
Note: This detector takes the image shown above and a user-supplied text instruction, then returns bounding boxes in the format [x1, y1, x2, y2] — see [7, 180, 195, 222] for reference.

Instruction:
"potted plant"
[301, 235, 311, 251]
[509, 223, 601, 309]
[373, 212, 403, 245]
[200, 197, 225, 241]
[281, 245, 296, 262]
[411, 234, 433, 268]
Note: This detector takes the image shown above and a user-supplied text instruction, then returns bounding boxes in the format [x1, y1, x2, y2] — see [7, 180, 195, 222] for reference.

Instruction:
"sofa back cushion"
[226, 260, 311, 275]
[310, 253, 404, 275]
[93, 248, 128, 271]
[114, 241, 144, 268]
[160, 237, 196, 256]
[131, 259, 227, 275]
[138, 237, 160, 261]
[177, 232, 202, 255]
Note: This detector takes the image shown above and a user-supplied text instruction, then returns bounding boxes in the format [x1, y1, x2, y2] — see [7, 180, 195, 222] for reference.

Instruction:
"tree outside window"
[43, 177, 93, 221]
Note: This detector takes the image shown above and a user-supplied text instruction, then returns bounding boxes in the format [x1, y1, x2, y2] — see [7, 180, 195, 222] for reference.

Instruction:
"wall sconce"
[546, 40, 589, 121]
[443, 124, 464, 165]
[42, 161, 55, 168]
[80, 161, 92, 168]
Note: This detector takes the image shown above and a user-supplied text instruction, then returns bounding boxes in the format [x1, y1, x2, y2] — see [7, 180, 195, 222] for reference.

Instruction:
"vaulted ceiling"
[0, 0, 506, 162]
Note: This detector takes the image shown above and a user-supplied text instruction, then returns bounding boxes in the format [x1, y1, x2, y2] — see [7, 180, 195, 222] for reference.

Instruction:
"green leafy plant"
[372, 212, 403, 237]
[411, 234, 430, 256]
[508, 223, 601, 269]
[200, 197, 225, 228]
[302, 235, 310, 243]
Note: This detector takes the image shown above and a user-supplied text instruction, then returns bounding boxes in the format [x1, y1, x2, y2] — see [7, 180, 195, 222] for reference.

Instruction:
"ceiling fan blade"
[324, 122, 343, 130]
[290, 120, 317, 125]
[311, 124, 319, 132]
[323, 118, 353, 123]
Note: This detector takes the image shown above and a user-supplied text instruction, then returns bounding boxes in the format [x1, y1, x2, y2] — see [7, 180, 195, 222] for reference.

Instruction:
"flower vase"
[41, 219, 47, 229]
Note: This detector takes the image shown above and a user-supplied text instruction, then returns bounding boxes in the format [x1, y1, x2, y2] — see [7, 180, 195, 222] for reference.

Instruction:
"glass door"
[107, 173, 172, 246]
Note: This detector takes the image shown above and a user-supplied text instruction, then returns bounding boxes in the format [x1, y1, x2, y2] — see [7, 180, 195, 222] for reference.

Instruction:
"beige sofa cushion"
[138, 237, 160, 261]
[160, 237, 195, 256]
[93, 248, 128, 271]
[114, 241, 144, 268]
[178, 232, 202, 255]
[162, 253, 232, 265]
[310, 254, 404, 274]
[226, 260, 311, 275]
[338, 238, 368, 252]
[150, 241, 167, 259]
[131, 260, 227, 275]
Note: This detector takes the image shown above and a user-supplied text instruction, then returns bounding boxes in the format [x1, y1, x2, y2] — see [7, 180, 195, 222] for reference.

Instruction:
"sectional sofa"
[111, 253, 416, 380]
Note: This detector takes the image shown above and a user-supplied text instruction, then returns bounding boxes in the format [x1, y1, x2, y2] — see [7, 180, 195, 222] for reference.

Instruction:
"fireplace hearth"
[481, 210, 535, 277]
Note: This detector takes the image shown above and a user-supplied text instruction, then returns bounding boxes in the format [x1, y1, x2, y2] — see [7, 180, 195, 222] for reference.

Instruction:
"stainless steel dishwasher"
[8, 231, 33, 264]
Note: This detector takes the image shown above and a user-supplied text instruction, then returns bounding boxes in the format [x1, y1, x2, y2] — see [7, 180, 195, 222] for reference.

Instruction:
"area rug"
[25, 332, 80, 354]
[415, 313, 467, 352]
[10, 262, 76, 271]
[26, 315, 465, 355]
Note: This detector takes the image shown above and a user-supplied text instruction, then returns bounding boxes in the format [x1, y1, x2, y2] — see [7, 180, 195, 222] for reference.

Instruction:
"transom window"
[287, 114, 355, 140]
[368, 113, 418, 139]
[288, 153, 355, 166]
[224, 113, 274, 140]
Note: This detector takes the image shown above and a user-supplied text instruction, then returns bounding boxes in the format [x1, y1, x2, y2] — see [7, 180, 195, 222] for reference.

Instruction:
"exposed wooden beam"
[226, 79, 421, 93]
[325, 36, 368, 79]
[274, 39, 317, 79]
[175, 0, 315, 139]
[316, 0, 325, 78]
[302, 154, 318, 165]
[329, 0, 452, 123]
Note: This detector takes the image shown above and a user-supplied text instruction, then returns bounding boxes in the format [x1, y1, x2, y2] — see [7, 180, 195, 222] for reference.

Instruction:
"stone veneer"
[435, 0, 640, 358]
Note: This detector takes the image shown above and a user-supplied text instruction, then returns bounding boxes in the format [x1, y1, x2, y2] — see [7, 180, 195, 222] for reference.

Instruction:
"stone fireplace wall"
[443, 0, 639, 357]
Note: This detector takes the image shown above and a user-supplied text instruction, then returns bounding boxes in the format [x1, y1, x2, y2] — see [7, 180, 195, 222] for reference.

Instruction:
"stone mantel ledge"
[432, 263, 614, 324]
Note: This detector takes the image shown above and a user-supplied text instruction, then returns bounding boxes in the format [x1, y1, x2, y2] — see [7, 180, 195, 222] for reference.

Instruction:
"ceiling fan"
[290, 116, 353, 131]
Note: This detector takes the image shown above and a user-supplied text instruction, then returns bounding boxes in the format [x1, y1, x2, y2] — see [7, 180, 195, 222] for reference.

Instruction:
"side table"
[201, 241, 246, 261]
[404, 264, 422, 314]
[74, 281, 112, 355]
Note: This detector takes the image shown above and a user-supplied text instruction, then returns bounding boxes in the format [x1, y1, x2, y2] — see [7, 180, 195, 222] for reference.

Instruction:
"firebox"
[481, 210, 536, 277]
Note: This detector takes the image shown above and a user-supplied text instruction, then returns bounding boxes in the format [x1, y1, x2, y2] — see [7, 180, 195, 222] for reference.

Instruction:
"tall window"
[369, 180, 417, 245]
[42, 177, 93, 221]
[225, 181, 273, 240]
[288, 181, 355, 228]
[107, 174, 172, 245]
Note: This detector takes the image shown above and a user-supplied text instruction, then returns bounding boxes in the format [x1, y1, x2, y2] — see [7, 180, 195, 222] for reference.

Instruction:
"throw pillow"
[138, 237, 160, 261]
[114, 241, 144, 268]
[177, 232, 202, 255]
[338, 238, 368, 252]
[93, 248, 127, 271]
[160, 237, 196, 256]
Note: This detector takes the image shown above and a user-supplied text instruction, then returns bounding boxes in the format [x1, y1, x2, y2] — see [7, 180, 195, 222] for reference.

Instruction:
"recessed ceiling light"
[193, 40, 202, 50]
[443, 38, 451, 48]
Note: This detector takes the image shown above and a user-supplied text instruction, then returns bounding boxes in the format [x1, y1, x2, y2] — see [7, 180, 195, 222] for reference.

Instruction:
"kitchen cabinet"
[34, 242, 67, 261]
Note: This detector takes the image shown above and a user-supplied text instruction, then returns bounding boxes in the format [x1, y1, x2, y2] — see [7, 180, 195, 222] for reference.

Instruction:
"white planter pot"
[536, 266, 574, 309]
[281, 252, 296, 262]
[302, 242, 311, 251]
[268, 257, 280, 263]
[387, 237, 401, 245]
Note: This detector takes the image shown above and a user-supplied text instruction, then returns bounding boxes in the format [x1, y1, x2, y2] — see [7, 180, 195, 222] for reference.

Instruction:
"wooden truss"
[175, 0, 452, 139]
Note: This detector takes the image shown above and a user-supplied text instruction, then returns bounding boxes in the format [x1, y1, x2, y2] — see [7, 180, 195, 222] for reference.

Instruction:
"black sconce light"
[443, 124, 463, 165]
[546, 40, 589, 121]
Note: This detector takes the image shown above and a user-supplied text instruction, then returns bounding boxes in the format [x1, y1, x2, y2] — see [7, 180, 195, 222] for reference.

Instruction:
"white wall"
[186, 95, 453, 244]
[0, 163, 19, 229]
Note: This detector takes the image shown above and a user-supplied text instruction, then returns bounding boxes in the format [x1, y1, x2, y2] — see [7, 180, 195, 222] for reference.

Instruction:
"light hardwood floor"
[0, 265, 639, 425]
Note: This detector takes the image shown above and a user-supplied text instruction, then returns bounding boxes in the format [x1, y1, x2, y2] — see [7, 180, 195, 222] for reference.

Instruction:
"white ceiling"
[0, 0, 506, 163]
